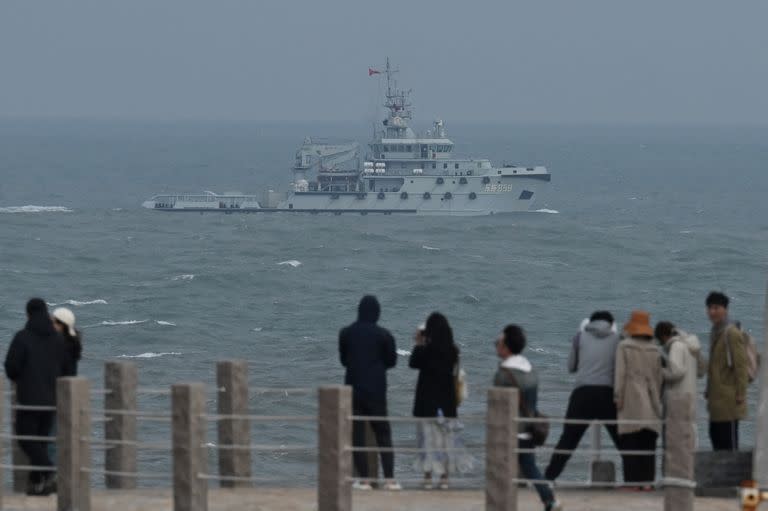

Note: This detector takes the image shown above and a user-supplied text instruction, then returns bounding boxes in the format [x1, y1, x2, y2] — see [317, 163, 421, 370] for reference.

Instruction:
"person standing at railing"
[655, 321, 705, 443]
[704, 291, 748, 451]
[4, 298, 70, 496]
[614, 310, 663, 490]
[494, 324, 562, 511]
[409, 313, 473, 490]
[339, 295, 401, 491]
[544, 311, 621, 481]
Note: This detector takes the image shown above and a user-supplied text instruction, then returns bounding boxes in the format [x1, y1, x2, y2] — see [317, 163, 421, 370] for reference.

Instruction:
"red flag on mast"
[368, 68, 381, 76]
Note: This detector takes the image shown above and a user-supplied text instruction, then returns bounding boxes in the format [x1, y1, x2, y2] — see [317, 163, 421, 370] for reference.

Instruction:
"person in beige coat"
[614, 311, 663, 488]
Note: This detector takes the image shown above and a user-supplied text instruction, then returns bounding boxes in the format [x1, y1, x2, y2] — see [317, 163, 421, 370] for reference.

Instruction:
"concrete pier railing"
[0, 358, 763, 511]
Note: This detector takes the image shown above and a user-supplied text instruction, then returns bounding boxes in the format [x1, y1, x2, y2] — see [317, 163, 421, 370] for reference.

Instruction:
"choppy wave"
[535, 209, 560, 214]
[421, 245, 441, 251]
[97, 320, 149, 326]
[155, 321, 177, 326]
[0, 205, 73, 214]
[117, 352, 182, 359]
[278, 260, 302, 267]
[172, 274, 195, 281]
[49, 299, 108, 307]
[252, 327, 263, 332]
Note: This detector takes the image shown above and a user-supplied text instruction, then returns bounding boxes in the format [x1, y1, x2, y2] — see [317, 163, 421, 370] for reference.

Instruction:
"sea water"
[0, 120, 766, 485]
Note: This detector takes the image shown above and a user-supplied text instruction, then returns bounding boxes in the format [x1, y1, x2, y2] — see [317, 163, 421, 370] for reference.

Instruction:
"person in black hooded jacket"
[339, 295, 399, 490]
[4, 298, 69, 495]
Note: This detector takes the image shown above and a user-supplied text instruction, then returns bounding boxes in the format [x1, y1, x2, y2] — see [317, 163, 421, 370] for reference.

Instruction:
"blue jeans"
[519, 440, 554, 505]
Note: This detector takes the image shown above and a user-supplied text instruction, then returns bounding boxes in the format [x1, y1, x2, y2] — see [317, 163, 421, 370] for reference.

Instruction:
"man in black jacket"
[5, 298, 69, 496]
[339, 295, 399, 490]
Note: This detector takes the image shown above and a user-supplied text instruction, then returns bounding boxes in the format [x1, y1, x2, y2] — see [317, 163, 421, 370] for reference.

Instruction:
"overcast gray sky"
[1, 0, 766, 124]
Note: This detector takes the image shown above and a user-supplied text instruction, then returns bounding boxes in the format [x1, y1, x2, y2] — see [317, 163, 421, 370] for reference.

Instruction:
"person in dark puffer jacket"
[4, 298, 69, 496]
[339, 295, 400, 490]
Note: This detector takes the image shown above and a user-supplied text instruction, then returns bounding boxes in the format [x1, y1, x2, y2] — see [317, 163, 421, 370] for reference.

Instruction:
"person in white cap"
[51, 308, 82, 377]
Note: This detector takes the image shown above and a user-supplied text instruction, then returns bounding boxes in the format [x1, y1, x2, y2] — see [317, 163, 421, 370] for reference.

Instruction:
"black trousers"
[352, 398, 394, 479]
[544, 385, 621, 480]
[709, 421, 739, 451]
[620, 429, 658, 483]
[16, 410, 55, 484]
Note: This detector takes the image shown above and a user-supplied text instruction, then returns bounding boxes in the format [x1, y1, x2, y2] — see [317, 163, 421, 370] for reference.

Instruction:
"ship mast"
[383, 57, 412, 121]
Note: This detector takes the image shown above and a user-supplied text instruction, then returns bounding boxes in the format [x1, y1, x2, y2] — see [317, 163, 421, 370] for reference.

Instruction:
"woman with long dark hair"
[409, 312, 473, 489]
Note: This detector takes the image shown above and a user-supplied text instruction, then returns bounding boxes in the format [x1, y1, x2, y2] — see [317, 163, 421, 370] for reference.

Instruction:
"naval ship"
[143, 60, 550, 216]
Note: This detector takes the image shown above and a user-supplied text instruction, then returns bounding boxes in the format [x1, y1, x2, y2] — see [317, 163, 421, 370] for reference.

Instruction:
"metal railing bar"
[197, 473, 298, 483]
[83, 437, 169, 450]
[204, 443, 316, 452]
[516, 447, 659, 455]
[0, 464, 56, 471]
[10, 404, 57, 412]
[516, 417, 665, 426]
[200, 414, 315, 422]
[0, 434, 56, 442]
[348, 446, 483, 453]
[349, 415, 486, 423]
[99, 409, 172, 418]
[80, 467, 169, 479]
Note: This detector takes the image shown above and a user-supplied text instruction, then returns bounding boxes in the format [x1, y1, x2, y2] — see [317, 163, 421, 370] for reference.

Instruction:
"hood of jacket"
[671, 329, 701, 355]
[25, 311, 56, 337]
[582, 319, 616, 338]
[357, 295, 381, 323]
[500, 354, 532, 373]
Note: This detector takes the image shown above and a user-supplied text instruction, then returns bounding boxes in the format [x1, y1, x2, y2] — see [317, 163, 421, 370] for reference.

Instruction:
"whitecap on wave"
[277, 260, 302, 267]
[422, 245, 441, 251]
[97, 320, 149, 326]
[0, 205, 73, 214]
[155, 321, 177, 326]
[534, 209, 560, 214]
[49, 299, 108, 307]
[172, 274, 195, 281]
[252, 327, 263, 332]
[396, 349, 412, 357]
[117, 352, 182, 359]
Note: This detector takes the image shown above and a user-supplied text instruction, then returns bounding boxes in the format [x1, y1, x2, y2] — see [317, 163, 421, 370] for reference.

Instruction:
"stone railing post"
[216, 360, 251, 488]
[486, 387, 519, 511]
[664, 393, 695, 511]
[172, 383, 207, 511]
[590, 423, 615, 482]
[10, 384, 29, 493]
[104, 361, 138, 489]
[57, 376, 91, 511]
[318, 385, 352, 511]
[753, 279, 768, 487]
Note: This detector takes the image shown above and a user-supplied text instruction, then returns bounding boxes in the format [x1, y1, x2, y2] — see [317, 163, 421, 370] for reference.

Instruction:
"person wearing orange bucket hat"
[614, 310, 663, 489]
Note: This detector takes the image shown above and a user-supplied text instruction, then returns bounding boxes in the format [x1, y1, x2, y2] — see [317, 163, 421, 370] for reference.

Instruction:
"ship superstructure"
[143, 59, 550, 216]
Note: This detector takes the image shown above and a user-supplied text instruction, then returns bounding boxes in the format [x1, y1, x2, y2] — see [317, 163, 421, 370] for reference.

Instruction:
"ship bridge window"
[455, 163, 459, 170]
[443, 163, 448, 169]
[406, 145, 412, 152]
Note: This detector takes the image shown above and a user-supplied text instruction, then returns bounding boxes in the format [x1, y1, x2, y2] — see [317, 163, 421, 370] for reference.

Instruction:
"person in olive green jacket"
[705, 291, 748, 451]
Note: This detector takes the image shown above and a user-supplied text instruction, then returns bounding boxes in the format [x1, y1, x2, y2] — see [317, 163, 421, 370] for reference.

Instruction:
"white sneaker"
[383, 480, 402, 491]
[352, 480, 373, 490]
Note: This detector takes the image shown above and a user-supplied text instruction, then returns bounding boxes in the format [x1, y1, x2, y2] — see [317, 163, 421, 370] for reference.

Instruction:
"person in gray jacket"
[545, 311, 622, 480]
